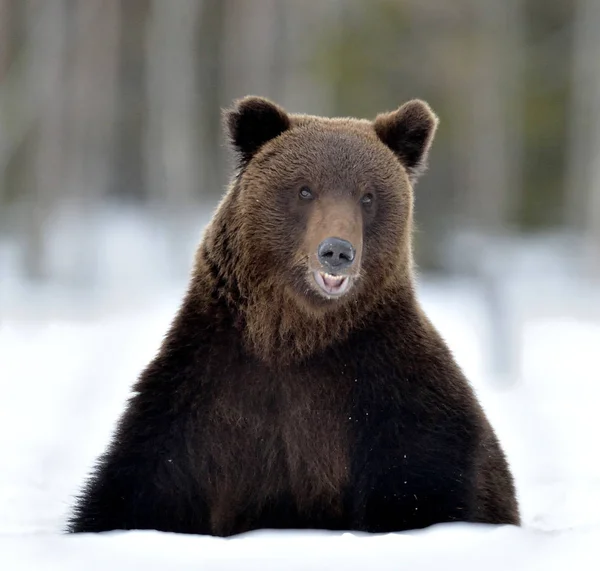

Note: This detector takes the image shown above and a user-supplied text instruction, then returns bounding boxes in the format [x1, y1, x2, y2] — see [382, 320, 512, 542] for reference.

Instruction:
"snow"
[1, 221, 600, 568]
[2, 525, 600, 571]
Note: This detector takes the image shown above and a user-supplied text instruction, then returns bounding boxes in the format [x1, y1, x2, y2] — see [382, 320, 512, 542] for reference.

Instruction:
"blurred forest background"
[3, 2, 600, 538]
[0, 0, 599, 376]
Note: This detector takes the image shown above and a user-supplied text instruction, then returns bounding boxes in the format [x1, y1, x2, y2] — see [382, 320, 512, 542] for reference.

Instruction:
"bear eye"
[361, 193, 374, 206]
[299, 186, 314, 200]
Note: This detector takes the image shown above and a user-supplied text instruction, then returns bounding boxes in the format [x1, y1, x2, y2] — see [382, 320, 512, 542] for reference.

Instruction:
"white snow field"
[1, 237, 600, 568]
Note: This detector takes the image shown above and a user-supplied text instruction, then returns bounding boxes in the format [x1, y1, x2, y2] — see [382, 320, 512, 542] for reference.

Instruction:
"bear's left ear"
[224, 96, 291, 165]
[373, 100, 439, 184]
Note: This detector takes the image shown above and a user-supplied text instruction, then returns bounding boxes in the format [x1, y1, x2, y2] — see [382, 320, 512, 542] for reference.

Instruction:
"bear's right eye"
[299, 186, 314, 200]
[361, 193, 374, 206]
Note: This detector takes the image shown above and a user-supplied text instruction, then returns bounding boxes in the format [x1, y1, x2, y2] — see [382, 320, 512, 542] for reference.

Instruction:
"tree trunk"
[0, 0, 12, 209]
[463, 0, 523, 235]
[145, 0, 201, 207]
[461, 0, 525, 383]
[145, 0, 203, 276]
[23, 0, 68, 281]
[567, 0, 600, 279]
[60, 0, 120, 284]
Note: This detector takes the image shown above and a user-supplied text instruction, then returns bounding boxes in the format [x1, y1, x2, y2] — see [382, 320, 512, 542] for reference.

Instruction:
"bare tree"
[458, 0, 525, 381]
[0, 0, 12, 209]
[57, 0, 120, 284]
[145, 0, 201, 207]
[220, 0, 281, 102]
[567, 0, 600, 279]
[278, 0, 340, 116]
[23, 0, 68, 280]
[462, 0, 523, 236]
[144, 0, 203, 275]
[0, 0, 9, 79]
[65, 0, 120, 202]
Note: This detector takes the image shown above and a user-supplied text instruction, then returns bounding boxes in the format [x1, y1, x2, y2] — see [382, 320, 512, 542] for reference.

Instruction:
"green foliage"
[310, 0, 575, 235]
[310, 0, 413, 117]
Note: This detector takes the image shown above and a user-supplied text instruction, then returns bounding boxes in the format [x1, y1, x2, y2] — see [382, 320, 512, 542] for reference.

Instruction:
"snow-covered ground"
[1, 215, 600, 569]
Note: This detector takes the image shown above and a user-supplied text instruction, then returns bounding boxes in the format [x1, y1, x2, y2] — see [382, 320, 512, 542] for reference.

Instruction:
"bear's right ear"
[224, 96, 291, 165]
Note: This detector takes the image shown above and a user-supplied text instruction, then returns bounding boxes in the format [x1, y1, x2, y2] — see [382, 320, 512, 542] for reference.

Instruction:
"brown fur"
[302, 196, 364, 281]
[68, 96, 519, 537]
[206, 99, 420, 363]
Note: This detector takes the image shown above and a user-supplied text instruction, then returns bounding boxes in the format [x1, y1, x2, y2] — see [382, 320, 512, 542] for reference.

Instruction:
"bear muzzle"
[313, 271, 352, 297]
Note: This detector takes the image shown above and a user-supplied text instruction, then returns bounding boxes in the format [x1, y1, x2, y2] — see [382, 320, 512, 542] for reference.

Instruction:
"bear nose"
[317, 237, 356, 271]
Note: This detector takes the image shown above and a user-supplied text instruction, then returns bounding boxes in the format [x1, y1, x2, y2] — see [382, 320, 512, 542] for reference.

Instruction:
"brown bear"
[68, 96, 520, 536]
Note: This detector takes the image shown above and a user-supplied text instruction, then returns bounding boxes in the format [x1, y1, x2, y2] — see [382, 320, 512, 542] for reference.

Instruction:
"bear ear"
[224, 96, 291, 165]
[373, 99, 439, 184]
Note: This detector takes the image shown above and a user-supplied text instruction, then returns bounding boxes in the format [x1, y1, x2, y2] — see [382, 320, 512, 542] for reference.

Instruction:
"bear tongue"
[323, 275, 344, 288]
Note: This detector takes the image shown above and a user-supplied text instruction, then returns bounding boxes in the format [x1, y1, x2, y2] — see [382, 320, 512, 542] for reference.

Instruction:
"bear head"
[202, 96, 438, 360]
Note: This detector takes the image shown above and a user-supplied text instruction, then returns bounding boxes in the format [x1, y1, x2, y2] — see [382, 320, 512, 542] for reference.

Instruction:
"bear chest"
[202, 358, 353, 521]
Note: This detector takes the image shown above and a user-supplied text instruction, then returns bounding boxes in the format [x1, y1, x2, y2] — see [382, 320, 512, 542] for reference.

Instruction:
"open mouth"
[313, 271, 351, 297]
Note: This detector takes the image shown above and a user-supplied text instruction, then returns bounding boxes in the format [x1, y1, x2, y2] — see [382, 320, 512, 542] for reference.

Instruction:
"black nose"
[317, 237, 356, 271]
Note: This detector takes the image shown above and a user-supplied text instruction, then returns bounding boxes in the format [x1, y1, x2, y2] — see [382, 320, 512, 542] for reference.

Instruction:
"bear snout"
[317, 237, 356, 271]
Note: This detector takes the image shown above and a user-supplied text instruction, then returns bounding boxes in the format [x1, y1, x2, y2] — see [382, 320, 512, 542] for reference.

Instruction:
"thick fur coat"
[68, 97, 519, 536]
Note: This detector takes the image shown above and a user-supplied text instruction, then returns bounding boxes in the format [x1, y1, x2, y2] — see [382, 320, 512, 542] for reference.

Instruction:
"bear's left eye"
[361, 193, 374, 206]
[299, 186, 314, 200]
